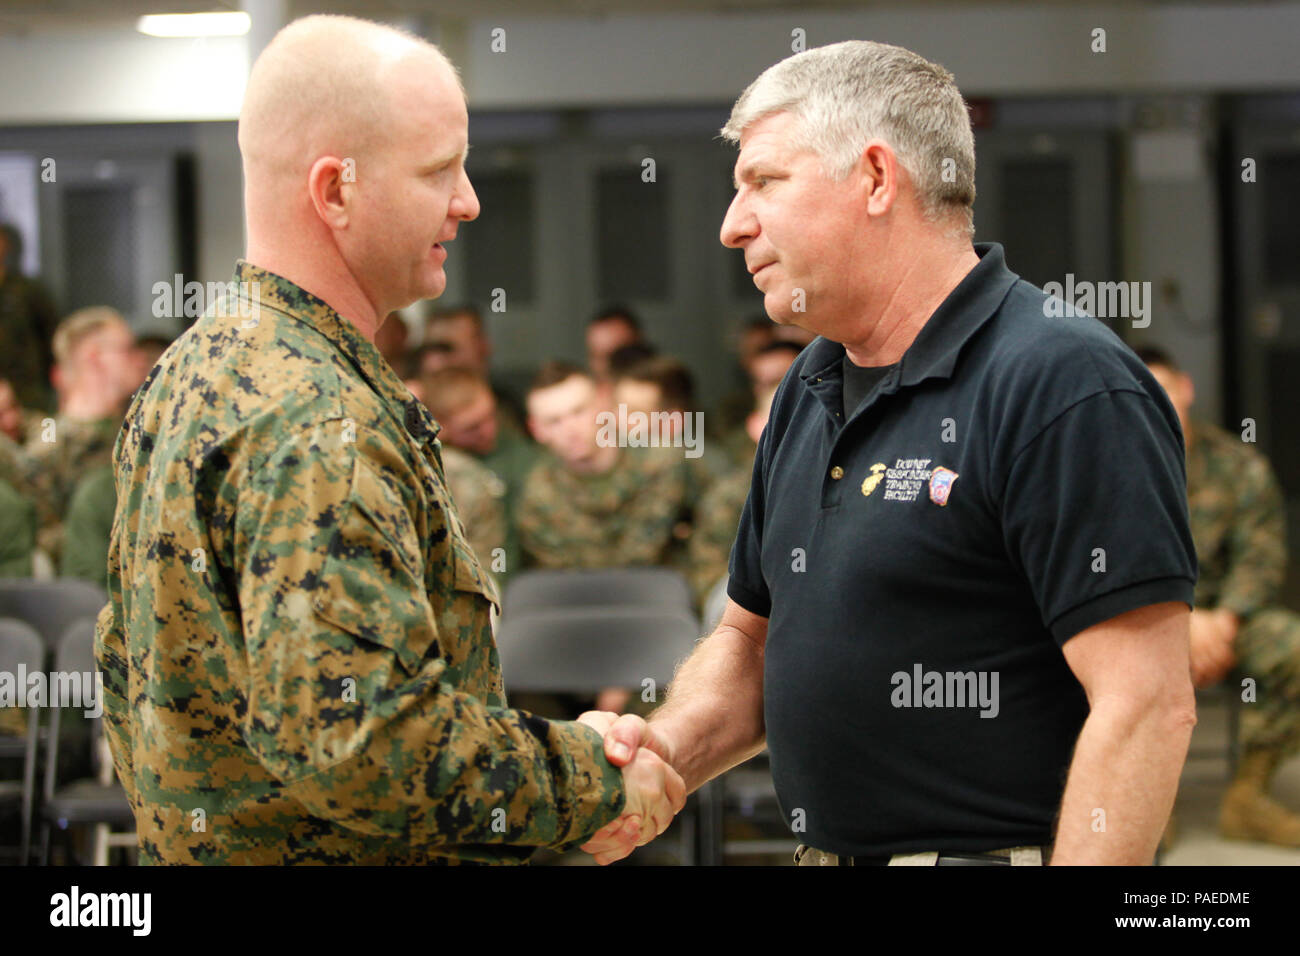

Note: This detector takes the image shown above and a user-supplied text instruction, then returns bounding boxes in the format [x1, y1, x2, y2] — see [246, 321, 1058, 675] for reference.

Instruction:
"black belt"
[842, 851, 1015, 866]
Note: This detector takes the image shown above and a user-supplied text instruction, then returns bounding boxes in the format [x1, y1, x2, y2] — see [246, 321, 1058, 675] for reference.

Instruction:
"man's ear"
[858, 139, 900, 218]
[306, 156, 352, 229]
[1179, 373, 1195, 411]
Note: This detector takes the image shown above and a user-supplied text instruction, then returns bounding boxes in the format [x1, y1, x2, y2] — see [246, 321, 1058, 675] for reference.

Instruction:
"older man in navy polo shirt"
[578, 39, 1197, 867]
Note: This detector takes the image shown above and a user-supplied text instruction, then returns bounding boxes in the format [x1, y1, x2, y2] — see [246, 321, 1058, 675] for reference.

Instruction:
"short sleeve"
[1000, 389, 1197, 643]
[727, 426, 772, 618]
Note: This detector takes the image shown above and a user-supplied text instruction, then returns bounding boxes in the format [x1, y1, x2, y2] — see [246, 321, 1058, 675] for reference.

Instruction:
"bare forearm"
[1051, 698, 1195, 864]
[648, 625, 765, 793]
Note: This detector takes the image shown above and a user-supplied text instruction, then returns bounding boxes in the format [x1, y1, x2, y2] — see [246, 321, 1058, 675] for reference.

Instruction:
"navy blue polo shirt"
[728, 243, 1196, 857]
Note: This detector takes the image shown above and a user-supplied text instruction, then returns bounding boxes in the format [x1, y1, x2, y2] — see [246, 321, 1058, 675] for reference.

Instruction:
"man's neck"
[244, 241, 383, 342]
[842, 243, 980, 368]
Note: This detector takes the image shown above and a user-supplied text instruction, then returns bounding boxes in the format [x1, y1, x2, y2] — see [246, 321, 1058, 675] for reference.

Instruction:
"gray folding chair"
[38, 619, 135, 865]
[0, 618, 44, 864]
[0, 579, 108, 651]
[503, 568, 694, 617]
[496, 595, 717, 864]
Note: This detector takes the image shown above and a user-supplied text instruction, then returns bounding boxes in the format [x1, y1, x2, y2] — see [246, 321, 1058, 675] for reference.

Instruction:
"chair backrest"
[0, 617, 43, 676]
[42, 619, 103, 800]
[0, 579, 108, 651]
[496, 605, 700, 695]
[503, 568, 693, 617]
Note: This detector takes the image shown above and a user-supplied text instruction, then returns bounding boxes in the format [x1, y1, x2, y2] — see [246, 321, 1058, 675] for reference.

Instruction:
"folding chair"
[38, 619, 135, 865]
[0, 618, 44, 864]
[499, 595, 722, 863]
[0, 578, 108, 651]
[503, 567, 694, 617]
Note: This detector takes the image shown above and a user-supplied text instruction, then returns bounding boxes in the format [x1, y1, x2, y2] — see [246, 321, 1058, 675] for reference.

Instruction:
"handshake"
[575, 710, 687, 865]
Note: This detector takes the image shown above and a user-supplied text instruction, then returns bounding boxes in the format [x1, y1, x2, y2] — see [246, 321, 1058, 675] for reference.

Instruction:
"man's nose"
[720, 192, 753, 249]
[455, 169, 480, 222]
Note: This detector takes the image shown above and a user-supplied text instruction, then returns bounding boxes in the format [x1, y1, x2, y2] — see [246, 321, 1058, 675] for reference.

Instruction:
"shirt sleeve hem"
[1049, 577, 1195, 645]
[726, 576, 771, 619]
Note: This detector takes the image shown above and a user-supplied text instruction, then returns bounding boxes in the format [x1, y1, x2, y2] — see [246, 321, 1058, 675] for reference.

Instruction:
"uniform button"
[830, 465, 844, 480]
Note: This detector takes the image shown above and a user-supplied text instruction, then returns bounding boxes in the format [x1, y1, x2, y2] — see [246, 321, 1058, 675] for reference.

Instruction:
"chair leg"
[93, 823, 109, 866]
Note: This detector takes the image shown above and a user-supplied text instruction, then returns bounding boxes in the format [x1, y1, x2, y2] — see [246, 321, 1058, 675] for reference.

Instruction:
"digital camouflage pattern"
[95, 262, 625, 864]
[1186, 419, 1300, 756]
[438, 445, 506, 582]
[23, 414, 121, 560]
[517, 444, 695, 571]
[476, 423, 540, 582]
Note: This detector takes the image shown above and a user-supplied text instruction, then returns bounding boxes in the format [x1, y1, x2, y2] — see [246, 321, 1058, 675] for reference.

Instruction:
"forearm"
[648, 624, 765, 793]
[1050, 697, 1195, 864]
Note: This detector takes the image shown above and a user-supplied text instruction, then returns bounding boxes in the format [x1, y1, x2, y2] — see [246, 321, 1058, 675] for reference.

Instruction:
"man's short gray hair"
[722, 40, 976, 240]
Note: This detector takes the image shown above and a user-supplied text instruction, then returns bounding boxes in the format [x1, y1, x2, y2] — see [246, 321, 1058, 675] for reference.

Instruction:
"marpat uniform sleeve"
[231, 419, 626, 853]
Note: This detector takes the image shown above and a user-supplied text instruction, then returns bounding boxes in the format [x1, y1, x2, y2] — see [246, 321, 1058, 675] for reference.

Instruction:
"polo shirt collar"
[232, 260, 439, 444]
[799, 242, 1018, 390]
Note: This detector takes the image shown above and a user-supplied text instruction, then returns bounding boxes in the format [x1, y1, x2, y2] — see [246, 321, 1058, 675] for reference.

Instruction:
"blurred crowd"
[0, 222, 814, 721]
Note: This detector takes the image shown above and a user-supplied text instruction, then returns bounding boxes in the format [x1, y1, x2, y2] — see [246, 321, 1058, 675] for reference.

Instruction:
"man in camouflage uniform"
[24, 307, 145, 562]
[1142, 347, 1300, 847]
[94, 14, 683, 865]
[518, 361, 699, 717]
[419, 366, 537, 581]
[518, 362, 697, 573]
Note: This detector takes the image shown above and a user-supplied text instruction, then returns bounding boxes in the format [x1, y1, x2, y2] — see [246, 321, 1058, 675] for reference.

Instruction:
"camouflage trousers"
[1233, 608, 1300, 758]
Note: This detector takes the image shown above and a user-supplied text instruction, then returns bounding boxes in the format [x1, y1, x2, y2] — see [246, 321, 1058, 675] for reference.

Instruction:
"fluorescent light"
[136, 12, 251, 37]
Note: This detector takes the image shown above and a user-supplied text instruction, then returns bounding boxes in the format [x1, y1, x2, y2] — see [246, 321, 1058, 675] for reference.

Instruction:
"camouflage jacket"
[517, 445, 694, 570]
[95, 262, 624, 864]
[439, 445, 507, 581]
[24, 413, 121, 558]
[1187, 419, 1287, 618]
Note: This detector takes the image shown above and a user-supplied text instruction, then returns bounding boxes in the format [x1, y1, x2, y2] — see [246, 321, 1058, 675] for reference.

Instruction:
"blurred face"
[721, 111, 869, 332]
[74, 320, 148, 401]
[739, 324, 775, 373]
[0, 381, 21, 441]
[528, 375, 604, 468]
[586, 319, 640, 378]
[427, 315, 487, 372]
[749, 349, 797, 392]
[612, 379, 664, 416]
[440, 387, 498, 455]
[1145, 363, 1194, 437]
[342, 55, 480, 312]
